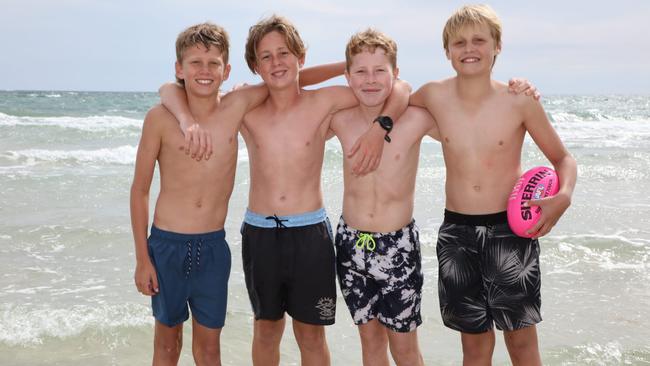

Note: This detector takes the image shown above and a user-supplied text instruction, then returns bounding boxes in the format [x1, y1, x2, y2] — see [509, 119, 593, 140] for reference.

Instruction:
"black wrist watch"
[373, 115, 393, 143]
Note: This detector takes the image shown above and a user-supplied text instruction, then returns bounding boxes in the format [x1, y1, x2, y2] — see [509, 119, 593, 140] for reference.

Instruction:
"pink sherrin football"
[507, 166, 560, 238]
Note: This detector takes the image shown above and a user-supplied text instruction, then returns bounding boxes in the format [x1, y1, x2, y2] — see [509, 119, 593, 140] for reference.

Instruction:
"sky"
[1, 0, 648, 94]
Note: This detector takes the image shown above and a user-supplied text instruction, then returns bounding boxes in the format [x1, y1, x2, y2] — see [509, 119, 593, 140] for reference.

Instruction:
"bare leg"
[153, 320, 183, 366]
[387, 327, 423, 366]
[292, 319, 330, 366]
[252, 317, 285, 366]
[357, 319, 390, 366]
[461, 330, 495, 366]
[191, 318, 222, 366]
[503, 325, 542, 366]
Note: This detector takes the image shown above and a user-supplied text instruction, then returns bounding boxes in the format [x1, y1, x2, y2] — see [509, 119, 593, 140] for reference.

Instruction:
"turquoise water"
[1, 91, 649, 365]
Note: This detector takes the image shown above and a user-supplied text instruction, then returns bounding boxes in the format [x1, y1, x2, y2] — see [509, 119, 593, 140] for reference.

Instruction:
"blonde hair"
[443, 4, 502, 65]
[245, 15, 306, 74]
[345, 28, 397, 71]
[175, 22, 230, 85]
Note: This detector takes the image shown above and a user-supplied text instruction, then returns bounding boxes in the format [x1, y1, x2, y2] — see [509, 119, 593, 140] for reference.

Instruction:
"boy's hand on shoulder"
[525, 192, 571, 238]
[347, 123, 385, 176]
[182, 123, 213, 161]
[134, 260, 159, 296]
[508, 78, 541, 100]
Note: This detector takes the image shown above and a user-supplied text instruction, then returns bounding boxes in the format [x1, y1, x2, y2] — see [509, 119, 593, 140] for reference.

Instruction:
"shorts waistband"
[443, 209, 507, 226]
[244, 208, 327, 228]
[150, 225, 225, 242]
[338, 215, 416, 238]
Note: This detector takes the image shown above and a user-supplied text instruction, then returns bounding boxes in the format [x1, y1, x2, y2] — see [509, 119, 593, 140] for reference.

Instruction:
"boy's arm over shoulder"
[405, 106, 440, 141]
[159, 82, 210, 161]
[299, 61, 345, 87]
[520, 97, 578, 238]
[410, 80, 445, 114]
[221, 83, 269, 119]
[130, 106, 165, 297]
[347, 79, 412, 175]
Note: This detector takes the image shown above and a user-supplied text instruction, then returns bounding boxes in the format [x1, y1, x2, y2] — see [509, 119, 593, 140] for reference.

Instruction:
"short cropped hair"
[245, 15, 306, 74]
[442, 4, 502, 52]
[175, 22, 230, 85]
[345, 28, 398, 71]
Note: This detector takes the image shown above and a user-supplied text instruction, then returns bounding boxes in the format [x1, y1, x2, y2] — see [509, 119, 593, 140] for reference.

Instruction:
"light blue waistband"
[243, 208, 327, 228]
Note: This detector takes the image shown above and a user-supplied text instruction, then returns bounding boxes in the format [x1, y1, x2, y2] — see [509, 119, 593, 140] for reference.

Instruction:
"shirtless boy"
[330, 29, 437, 366]
[130, 22, 270, 365]
[410, 5, 577, 365]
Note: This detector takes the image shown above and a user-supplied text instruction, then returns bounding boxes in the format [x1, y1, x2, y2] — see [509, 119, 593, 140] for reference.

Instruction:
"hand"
[508, 78, 541, 100]
[181, 123, 213, 161]
[525, 192, 571, 238]
[347, 123, 385, 176]
[134, 260, 159, 296]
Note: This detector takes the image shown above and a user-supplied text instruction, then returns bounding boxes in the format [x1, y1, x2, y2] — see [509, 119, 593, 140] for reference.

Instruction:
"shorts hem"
[496, 318, 543, 332]
[153, 315, 189, 328]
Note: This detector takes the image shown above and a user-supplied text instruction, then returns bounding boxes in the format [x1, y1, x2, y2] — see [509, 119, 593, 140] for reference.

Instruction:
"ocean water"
[1, 91, 649, 365]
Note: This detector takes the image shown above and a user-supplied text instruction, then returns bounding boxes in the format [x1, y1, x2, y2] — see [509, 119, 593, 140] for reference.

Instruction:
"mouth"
[362, 88, 381, 93]
[271, 70, 287, 78]
[461, 57, 480, 63]
[195, 79, 214, 85]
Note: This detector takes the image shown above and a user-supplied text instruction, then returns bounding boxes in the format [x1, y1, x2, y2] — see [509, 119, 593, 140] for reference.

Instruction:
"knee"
[294, 328, 326, 351]
[360, 331, 388, 353]
[155, 337, 182, 360]
[254, 324, 283, 347]
[195, 341, 220, 361]
[504, 331, 537, 356]
[462, 339, 493, 360]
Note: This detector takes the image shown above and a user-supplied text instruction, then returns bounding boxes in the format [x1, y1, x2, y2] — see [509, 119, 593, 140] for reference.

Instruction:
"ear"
[344, 69, 351, 85]
[223, 63, 232, 81]
[445, 48, 451, 60]
[175, 61, 184, 82]
[495, 41, 502, 55]
[393, 66, 400, 79]
[298, 54, 306, 68]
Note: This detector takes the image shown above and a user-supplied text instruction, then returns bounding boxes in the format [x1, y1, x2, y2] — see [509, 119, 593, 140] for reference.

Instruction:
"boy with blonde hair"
[411, 5, 577, 365]
[131, 22, 271, 365]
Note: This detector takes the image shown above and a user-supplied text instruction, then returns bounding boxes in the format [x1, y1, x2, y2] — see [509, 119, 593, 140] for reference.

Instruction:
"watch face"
[378, 116, 393, 131]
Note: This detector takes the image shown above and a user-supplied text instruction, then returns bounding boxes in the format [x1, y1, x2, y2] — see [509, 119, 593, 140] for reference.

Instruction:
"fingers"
[352, 151, 368, 175]
[184, 128, 193, 155]
[151, 274, 159, 294]
[205, 132, 213, 160]
[347, 140, 361, 158]
[195, 132, 206, 161]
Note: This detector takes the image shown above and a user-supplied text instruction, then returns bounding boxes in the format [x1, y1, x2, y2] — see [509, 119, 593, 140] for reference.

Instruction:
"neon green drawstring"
[355, 233, 376, 251]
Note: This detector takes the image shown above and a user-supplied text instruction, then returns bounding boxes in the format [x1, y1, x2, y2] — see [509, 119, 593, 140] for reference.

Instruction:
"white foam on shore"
[3, 146, 137, 165]
[0, 303, 151, 346]
[0, 112, 142, 132]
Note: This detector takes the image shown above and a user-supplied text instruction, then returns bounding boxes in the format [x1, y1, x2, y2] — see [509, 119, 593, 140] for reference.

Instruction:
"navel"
[473, 185, 481, 192]
[280, 195, 286, 201]
[498, 140, 504, 146]
[394, 153, 401, 161]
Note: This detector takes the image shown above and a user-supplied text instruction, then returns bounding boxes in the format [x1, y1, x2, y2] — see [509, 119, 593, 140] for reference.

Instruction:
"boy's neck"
[187, 93, 220, 122]
[267, 82, 301, 111]
[455, 73, 494, 100]
[356, 103, 384, 124]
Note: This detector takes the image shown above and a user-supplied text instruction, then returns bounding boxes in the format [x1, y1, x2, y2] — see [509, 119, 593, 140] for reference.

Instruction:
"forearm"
[159, 82, 194, 130]
[553, 154, 577, 200]
[130, 188, 151, 264]
[379, 79, 411, 121]
[299, 61, 345, 87]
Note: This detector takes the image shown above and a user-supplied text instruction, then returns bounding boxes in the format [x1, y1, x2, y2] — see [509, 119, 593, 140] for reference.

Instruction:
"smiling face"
[345, 47, 398, 108]
[446, 23, 501, 76]
[254, 30, 304, 90]
[175, 44, 230, 97]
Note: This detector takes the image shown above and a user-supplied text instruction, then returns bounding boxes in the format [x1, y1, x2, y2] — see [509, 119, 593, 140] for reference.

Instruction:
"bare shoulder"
[493, 80, 537, 110]
[144, 104, 175, 125]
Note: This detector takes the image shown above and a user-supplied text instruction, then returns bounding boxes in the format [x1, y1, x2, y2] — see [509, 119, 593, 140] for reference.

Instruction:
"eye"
[261, 55, 270, 60]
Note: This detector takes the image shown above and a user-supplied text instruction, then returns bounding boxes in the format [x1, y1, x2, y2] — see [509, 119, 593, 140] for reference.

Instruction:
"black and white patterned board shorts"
[335, 216, 423, 333]
[437, 209, 542, 334]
